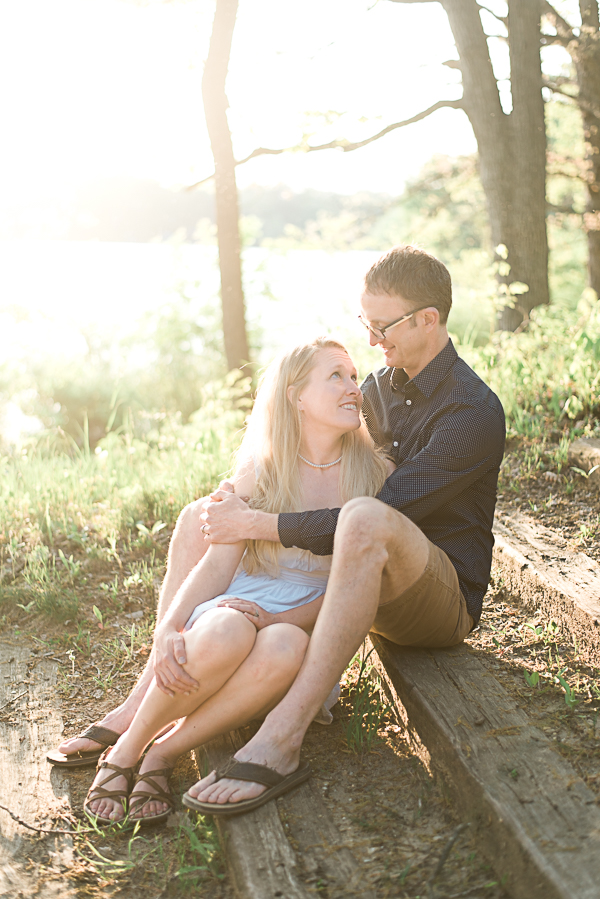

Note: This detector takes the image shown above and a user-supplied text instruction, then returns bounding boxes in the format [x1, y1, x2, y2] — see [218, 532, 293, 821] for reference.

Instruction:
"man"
[53, 246, 505, 814]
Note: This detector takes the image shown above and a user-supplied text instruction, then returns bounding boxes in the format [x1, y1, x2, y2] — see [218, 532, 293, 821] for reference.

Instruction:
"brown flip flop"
[129, 767, 175, 826]
[83, 750, 137, 826]
[47, 724, 120, 768]
[181, 758, 311, 817]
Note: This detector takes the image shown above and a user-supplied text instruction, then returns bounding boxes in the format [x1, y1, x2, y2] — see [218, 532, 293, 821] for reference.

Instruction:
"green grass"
[341, 645, 390, 753]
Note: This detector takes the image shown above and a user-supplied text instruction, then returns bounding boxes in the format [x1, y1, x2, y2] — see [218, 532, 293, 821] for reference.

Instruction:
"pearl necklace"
[298, 453, 343, 469]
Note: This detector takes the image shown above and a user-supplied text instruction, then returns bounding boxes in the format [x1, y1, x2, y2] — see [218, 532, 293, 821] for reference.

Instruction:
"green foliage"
[3, 286, 225, 449]
[0, 382, 246, 618]
[460, 291, 600, 437]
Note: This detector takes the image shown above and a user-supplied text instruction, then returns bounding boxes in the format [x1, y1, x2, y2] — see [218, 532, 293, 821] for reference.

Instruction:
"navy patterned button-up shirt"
[278, 339, 505, 623]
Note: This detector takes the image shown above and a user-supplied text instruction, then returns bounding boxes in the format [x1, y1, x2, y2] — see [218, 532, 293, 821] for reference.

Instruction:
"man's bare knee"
[336, 497, 407, 549]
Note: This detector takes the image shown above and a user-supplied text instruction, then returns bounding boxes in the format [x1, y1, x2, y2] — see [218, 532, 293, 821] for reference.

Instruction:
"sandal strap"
[97, 759, 136, 789]
[130, 768, 174, 812]
[215, 758, 284, 788]
[79, 724, 120, 747]
[85, 755, 136, 805]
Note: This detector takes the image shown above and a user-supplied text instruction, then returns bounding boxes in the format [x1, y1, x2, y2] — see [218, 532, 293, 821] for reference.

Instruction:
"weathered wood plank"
[197, 728, 367, 899]
[0, 641, 75, 898]
[371, 635, 600, 899]
[199, 730, 310, 899]
[568, 437, 600, 488]
[493, 510, 600, 664]
[279, 781, 369, 898]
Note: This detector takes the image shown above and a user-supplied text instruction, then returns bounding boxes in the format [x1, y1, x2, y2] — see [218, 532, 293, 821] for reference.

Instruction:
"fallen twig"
[426, 822, 470, 899]
[0, 804, 96, 835]
[0, 690, 27, 712]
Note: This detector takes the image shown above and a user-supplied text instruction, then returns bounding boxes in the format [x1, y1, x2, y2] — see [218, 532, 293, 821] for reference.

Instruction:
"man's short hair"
[364, 245, 452, 324]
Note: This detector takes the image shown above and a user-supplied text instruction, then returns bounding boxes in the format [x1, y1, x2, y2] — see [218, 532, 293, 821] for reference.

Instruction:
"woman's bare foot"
[58, 706, 134, 757]
[85, 748, 139, 822]
[129, 749, 174, 821]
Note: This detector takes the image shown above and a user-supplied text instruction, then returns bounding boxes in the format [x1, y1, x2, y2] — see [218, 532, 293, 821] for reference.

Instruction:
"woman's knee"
[252, 624, 309, 675]
[173, 497, 208, 543]
[186, 607, 255, 657]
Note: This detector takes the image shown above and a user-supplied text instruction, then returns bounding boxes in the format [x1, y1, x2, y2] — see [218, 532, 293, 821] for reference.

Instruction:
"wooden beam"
[493, 510, 600, 664]
[370, 635, 600, 899]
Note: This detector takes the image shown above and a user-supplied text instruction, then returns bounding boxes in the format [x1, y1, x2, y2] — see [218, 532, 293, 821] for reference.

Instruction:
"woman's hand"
[217, 598, 275, 630]
[152, 623, 199, 697]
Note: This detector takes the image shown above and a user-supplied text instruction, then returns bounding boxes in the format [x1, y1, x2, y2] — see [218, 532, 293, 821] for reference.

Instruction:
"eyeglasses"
[358, 305, 432, 341]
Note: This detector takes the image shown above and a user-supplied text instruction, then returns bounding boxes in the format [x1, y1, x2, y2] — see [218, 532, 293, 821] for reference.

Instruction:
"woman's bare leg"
[130, 623, 310, 818]
[59, 498, 209, 757]
[87, 606, 257, 821]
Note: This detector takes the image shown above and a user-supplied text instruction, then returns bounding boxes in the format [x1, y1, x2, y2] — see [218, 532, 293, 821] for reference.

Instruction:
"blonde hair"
[239, 336, 389, 575]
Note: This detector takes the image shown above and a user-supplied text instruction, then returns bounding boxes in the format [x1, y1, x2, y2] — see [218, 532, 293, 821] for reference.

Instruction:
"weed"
[523, 669, 540, 688]
[555, 672, 580, 710]
[341, 645, 390, 753]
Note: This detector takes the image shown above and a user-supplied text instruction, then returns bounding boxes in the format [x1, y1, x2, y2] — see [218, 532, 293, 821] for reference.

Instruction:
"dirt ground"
[497, 438, 600, 564]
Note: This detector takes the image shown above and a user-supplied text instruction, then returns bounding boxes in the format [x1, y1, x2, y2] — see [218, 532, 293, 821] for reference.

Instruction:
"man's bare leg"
[189, 497, 429, 806]
[58, 497, 208, 756]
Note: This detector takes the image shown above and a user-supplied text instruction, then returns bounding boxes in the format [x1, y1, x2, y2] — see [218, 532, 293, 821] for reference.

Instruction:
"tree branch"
[544, 80, 600, 119]
[187, 99, 464, 190]
[542, 1, 577, 43]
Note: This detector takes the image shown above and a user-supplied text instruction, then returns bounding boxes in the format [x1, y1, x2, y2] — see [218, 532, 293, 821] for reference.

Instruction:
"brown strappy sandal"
[47, 724, 121, 768]
[129, 766, 175, 826]
[83, 750, 137, 826]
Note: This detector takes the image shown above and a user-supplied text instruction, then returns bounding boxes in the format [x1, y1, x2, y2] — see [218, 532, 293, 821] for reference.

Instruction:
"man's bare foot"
[186, 732, 302, 806]
[129, 748, 173, 820]
[84, 748, 139, 822]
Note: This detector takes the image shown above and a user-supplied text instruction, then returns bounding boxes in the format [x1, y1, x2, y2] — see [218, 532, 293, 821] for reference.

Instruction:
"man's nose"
[368, 330, 380, 347]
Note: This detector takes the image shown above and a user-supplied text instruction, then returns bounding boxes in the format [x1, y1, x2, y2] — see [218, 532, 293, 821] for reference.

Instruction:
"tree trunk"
[576, 0, 600, 297]
[202, 0, 250, 371]
[440, 0, 549, 330]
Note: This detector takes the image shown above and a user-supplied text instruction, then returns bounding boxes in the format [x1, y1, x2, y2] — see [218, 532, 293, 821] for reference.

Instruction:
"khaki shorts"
[371, 539, 474, 648]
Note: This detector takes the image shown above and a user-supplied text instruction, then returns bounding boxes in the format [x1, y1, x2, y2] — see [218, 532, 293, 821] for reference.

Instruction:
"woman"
[84, 336, 392, 824]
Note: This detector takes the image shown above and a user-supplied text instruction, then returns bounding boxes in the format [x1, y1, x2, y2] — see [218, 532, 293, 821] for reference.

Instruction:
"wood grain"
[493, 510, 600, 664]
[0, 641, 75, 898]
[197, 728, 368, 899]
[371, 635, 600, 899]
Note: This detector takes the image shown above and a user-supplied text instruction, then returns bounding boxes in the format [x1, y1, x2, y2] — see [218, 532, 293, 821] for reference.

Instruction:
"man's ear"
[422, 307, 440, 331]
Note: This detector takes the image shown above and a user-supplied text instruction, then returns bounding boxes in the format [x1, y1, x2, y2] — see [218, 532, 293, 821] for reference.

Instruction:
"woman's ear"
[287, 384, 301, 410]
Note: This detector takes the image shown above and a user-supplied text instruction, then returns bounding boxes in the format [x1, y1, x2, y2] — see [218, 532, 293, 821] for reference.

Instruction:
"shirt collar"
[390, 339, 458, 397]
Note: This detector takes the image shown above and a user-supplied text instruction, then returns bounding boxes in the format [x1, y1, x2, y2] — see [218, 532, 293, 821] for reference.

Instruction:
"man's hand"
[153, 623, 199, 697]
[201, 491, 255, 543]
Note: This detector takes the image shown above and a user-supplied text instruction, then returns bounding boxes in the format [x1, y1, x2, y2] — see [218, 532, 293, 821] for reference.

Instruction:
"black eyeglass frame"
[358, 304, 433, 341]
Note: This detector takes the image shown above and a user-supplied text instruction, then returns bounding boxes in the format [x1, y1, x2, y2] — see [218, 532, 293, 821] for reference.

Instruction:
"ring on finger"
[201, 524, 208, 534]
